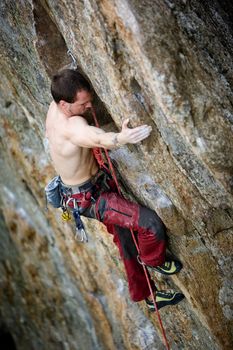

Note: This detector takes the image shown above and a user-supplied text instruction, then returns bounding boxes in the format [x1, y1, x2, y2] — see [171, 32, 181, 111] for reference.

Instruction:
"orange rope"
[91, 108, 170, 350]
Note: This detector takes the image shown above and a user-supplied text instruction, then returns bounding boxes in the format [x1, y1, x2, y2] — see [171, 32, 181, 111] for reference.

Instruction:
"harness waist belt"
[61, 178, 93, 194]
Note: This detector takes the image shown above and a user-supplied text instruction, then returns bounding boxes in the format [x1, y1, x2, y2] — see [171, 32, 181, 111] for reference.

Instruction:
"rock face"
[0, 0, 232, 349]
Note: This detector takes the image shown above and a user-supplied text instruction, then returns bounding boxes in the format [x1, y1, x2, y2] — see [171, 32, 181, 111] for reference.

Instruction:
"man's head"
[51, 69, 92, 116]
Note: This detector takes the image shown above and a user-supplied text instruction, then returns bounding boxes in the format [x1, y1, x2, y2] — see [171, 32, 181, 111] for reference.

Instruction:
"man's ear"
[59, 100, 69, 113]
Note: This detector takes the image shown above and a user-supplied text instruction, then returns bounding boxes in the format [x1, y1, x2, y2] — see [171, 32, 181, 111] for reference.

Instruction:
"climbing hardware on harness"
[73, 207, 88, 242]
[61, 208, 72, 221]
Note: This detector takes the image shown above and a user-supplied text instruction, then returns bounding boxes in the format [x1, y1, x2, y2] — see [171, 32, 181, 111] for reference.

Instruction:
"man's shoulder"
[46, 101, 56, 117]
[48, 100, 56, 110]
[69, 115, 88, 125]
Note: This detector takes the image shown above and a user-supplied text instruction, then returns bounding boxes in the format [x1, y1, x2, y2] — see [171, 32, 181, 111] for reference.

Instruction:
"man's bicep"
[81, 125, 105, 147]
[70, 122, 105, 148]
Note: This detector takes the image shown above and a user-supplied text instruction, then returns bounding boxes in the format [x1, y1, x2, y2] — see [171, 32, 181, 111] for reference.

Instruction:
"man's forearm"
[98, 132, 122, 149]
[81, 120, 152, 148]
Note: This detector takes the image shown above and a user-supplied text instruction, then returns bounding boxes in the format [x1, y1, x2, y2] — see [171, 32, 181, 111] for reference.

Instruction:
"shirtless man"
[46, 69, 184, 310]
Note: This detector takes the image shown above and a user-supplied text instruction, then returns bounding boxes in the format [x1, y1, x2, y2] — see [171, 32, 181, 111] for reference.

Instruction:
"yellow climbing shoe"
[152, 260, 183, 275]
[146, 291, 185, 311]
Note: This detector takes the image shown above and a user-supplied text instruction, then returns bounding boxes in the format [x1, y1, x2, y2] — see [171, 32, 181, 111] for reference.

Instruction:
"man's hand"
[117, 119, 152, 145]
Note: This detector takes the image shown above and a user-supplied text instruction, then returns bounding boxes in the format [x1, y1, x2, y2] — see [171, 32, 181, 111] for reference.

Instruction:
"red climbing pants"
[94, 192, 166, 301]
[62, 169, 166, 302]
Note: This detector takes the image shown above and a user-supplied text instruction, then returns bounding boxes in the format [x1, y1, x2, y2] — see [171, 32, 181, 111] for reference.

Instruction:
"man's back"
[46, 101, 98, 185]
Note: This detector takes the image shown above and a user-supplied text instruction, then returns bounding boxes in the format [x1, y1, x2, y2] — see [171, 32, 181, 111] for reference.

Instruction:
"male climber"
[45, 69, 184, 310]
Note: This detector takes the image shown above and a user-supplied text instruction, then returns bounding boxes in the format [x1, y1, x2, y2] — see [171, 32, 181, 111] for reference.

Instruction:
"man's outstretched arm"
[68, 117, 152, 149]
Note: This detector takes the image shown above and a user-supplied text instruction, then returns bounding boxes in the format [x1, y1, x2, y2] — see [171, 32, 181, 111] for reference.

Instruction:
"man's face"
[68, 90, 93, 116]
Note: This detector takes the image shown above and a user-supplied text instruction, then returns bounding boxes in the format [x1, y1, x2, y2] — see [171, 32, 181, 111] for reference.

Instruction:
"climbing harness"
[58, 168, 113, 242]
[91, 107, 170, 350]
[60, 184, 95, 243]
[45, 173, 92, 242]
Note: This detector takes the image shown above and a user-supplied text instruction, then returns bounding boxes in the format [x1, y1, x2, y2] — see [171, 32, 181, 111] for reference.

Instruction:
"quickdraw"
[65, 197, 88, 243]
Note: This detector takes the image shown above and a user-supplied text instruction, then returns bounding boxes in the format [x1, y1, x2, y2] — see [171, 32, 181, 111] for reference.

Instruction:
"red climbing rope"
[91, 107, 170, 350]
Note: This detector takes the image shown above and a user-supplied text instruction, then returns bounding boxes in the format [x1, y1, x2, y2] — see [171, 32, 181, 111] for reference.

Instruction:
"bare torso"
[46, 102, 98, 185]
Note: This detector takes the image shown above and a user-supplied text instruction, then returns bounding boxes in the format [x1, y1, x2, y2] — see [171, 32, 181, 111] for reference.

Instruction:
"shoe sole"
[147, 294, 185, 312]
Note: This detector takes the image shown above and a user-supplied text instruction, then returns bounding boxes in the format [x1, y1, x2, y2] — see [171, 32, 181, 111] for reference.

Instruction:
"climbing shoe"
[151, 260, 183, 275]
[146, 291, 185, 311]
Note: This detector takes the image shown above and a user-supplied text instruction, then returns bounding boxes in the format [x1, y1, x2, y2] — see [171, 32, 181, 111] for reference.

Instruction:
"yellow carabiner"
[61, 210, 72, 221]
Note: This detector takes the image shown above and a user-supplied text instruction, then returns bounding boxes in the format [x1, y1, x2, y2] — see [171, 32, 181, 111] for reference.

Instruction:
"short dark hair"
[51, 69, 91, 103]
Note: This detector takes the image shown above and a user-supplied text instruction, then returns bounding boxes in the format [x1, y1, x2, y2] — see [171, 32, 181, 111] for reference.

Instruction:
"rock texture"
[0, 0, 232, 349]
